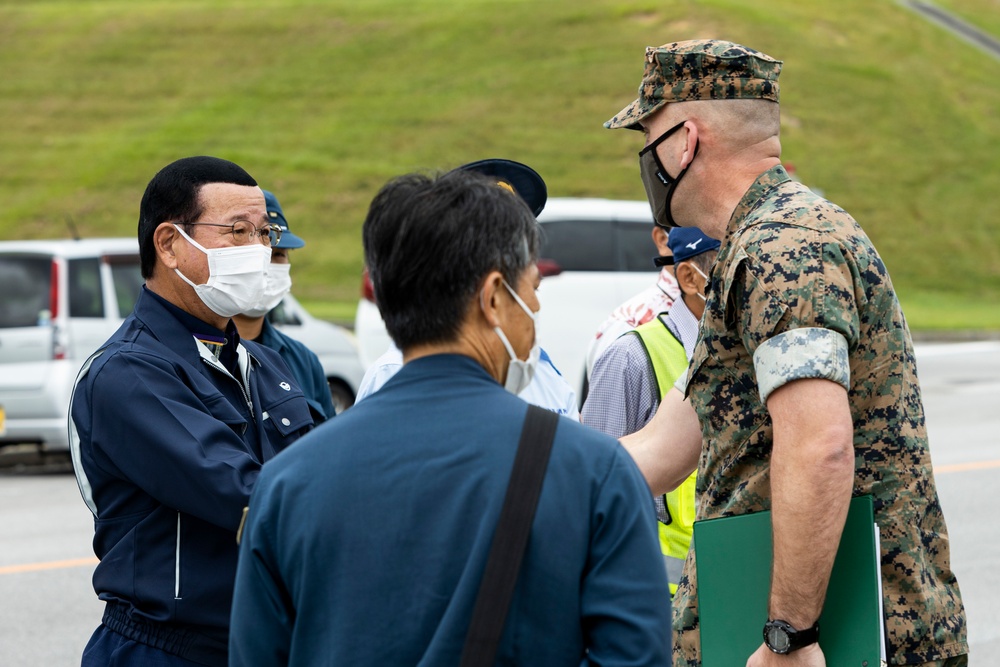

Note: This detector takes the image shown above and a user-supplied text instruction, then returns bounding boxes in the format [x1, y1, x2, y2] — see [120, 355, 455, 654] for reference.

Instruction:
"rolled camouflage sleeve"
[728, 226, 862, 404]
[753, 327, 850, 404]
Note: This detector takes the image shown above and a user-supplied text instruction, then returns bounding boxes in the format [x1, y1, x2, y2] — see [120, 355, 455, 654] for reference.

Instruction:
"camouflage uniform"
[606, 39, 968, 666]
[673, 164, 968, 665]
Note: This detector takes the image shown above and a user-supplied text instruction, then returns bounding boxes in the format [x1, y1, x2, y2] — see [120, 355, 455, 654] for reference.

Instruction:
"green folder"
[694, 495, 884, 666]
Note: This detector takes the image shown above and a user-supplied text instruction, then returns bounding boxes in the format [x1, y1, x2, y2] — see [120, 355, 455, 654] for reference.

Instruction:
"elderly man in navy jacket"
[70, 156, 315, 667]
[230, 164, 672, 666]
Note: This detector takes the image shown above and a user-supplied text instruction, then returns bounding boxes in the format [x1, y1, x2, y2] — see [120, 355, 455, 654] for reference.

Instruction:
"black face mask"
[638, 120, 697, 229]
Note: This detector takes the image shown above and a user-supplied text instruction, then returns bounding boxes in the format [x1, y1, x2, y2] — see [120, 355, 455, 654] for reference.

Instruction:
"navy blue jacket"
[231, 354, 672, 666]
[70, 287, 314, 665]
[256, 318, 336, 422]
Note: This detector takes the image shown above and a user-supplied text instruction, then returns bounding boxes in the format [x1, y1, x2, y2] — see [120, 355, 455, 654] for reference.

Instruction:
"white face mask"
[172, 224, 271, 318]
[242, 262, 292, 318]
[491, 280, 541, 395]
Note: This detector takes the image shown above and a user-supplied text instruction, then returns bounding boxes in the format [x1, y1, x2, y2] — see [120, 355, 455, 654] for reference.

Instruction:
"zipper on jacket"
[235, 346, 256, 414]
[235, 371, 252, 414]
[196, 340, 254, 415]
[174, 512, 182, 600]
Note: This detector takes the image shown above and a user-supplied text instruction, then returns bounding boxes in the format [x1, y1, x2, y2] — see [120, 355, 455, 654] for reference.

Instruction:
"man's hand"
[746, 642, 825, 667]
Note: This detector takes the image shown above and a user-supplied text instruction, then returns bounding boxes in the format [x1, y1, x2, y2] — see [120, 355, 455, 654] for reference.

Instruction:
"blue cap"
[657, 227, 720, 265]
[455, 158, 547, 217]
[263, 190, 305, 249]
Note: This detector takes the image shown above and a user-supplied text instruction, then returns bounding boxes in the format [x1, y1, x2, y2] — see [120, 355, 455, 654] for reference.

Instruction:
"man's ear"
[675, 261, 699, 296]
[478, 270, 505, 328]
[652, 226, 671, 256]
[679, 121, 699, 170]
[152, 223, 182, 271]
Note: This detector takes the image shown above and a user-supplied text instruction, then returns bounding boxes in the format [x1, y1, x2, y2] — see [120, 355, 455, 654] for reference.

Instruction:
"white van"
[0, 239, 143, 454]
[355, 198, 660, 401]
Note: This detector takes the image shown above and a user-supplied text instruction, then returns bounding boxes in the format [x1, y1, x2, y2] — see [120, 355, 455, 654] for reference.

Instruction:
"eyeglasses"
[186, 220, 282, 247]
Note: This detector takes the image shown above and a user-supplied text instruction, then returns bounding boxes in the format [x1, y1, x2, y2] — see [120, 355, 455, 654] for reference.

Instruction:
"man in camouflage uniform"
[608, 40, 967, 666]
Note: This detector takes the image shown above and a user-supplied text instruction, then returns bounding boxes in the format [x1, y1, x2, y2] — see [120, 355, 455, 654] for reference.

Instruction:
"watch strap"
[763, 618, 820, 653]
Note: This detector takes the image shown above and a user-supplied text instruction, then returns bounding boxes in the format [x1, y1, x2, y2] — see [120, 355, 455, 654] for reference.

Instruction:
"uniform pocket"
[262, 393, 314, 437]
[201, 390, 249, 434]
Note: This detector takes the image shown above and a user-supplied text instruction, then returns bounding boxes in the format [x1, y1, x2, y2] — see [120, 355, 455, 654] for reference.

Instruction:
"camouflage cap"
[605, 40, 782, 131]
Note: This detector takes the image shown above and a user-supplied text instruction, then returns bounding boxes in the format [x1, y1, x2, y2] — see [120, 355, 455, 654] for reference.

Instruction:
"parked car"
[0, 238, 362, 454]
[0, 239, 143, 455]
[267, 293, 364, 414]
[355, 198, 660, 402]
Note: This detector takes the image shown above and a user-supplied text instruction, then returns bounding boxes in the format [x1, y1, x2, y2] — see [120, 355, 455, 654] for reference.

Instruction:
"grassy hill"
[2, 0, 998, 329]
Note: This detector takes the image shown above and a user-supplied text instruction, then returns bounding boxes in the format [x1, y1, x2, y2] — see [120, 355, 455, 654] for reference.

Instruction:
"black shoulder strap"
[459, 404, 560, 667]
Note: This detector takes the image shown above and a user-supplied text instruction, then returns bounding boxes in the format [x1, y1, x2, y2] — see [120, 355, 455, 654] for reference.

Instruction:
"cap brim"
[274, 230, 305, 249]
[456, 158, 547, 217]
[653, 255, 675, 267]
[604, 97, 667, 131]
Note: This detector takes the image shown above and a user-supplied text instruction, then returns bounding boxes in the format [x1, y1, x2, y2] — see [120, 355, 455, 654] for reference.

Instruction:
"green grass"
[300, 298, 358, 328]
[932, 0, 1000, 37]
[901, 290, 1000, 330]
[1, 0, 998, 330]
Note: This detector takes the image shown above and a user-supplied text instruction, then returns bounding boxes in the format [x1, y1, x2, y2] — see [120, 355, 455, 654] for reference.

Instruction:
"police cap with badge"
[263, 190, 305, 249]
[453, 158, 547, 217]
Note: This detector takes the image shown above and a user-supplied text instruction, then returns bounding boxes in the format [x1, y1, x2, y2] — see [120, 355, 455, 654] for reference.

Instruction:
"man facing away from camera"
[229, 167, 672, 666]
[354, 158, 579, 419]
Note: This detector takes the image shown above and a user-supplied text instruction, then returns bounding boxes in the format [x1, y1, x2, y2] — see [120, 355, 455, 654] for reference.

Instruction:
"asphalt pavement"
[915, 341, 1000, 660]
[0, 341, 997, 665]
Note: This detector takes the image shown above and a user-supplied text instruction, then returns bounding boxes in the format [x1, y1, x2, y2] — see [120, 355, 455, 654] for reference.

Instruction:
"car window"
[0, 256, 51, 328]
[539, 219, 659, 272]
[268, 299, 302, 326]
[539, 220, 616, 271]
[69, 258, 104, 318]
[109, 259, 144, 316]
[618, 222, 659, 272]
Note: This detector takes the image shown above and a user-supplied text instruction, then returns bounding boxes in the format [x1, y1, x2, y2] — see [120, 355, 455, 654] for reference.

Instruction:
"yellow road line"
[0, 557, 98, 575]
[2, 461, 997, 575]
[934, 459, 1000, 474]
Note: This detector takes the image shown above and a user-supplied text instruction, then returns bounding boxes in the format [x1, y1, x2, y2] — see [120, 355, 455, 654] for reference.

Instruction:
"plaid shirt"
[582, 296, 699, 439]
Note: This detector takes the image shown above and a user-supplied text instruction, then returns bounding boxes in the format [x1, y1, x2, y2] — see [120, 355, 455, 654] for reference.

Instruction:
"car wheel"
[328, 379, 356, 415]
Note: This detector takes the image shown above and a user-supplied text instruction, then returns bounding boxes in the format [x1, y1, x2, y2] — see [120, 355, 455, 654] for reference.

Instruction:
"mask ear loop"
[173, 223, 210, 254]
[172, 224, 208, 289]
[690, 263, 710, 301]
[639, 120, 686, 183]
[691, 264, 710, 282]
[660, 138, 698, 228]
[492, 325, 518, 361]
[480, 280, 517, 357]
[501, 280, 538, 322]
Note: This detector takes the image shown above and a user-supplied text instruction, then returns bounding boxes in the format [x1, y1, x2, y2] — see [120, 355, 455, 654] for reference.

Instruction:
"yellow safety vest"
[632, 315, 697, 597]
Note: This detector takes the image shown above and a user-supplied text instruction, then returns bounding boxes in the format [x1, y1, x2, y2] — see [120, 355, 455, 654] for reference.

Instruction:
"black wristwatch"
[763, 619, 820, 654]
